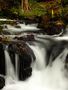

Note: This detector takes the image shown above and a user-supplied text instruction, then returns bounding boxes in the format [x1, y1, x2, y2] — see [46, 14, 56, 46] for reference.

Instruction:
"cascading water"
[1, 22, 68, 90]
[2, 36, 68, 90]
[15, 54, 19, 81]
[2, 23, 39, 35]
[4, 46, 16, 84]
[28, 43, 46, 70]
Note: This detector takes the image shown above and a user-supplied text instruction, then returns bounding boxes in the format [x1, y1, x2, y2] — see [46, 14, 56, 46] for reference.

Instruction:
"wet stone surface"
[0, 41, 35, 81]
[8, 43, 35, 81]
[0, 44, 5, 76]
[0, 76, 5, 89]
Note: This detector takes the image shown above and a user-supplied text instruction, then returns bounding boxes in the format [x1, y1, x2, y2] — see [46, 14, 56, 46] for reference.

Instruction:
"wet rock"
[0, 37, 2, 41]
[38, 15, 65, 35]
[65, 54, 68, 70]
[8, 43, 35, 80]
[13, 43, 29, 55]
[0, 76, 5, 89]
[19, 54, 32, 80]
[64, 13, 68, 24]
[14, 34, 35, 41]
[13, 43, 35, 80]
[0, 44, 5, 75]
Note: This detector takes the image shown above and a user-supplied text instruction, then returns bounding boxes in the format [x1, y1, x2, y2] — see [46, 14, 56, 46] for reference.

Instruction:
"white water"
[28, 43, 46, 70]
[17, 23, 39, 31]
[2, 23, 40, 34]
[1, 22, 68, 90]
[0, 19, 15, 21]
[4, 48, 16, 84]
[15, 54, 19, 81]
[2, 38, 68, 90]
[3, 48, 68, 90]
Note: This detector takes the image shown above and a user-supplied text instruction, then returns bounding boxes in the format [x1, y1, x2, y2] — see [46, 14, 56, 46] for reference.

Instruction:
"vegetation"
[0, 0, 67, 18]
[0, 0, 68, 35]
[0, 0, 68, 25]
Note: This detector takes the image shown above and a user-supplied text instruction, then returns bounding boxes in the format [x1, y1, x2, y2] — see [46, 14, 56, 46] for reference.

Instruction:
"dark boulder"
[0, 76, 5, 89]
[8, 42, 35, 81]
[14, 34, 35, 41]
[15, 43, 35, 80]
[38, 15, 65, 35]
[19, 54, 32, 80]
[0, 44, 5, 75]
[65, 54, 68, 70]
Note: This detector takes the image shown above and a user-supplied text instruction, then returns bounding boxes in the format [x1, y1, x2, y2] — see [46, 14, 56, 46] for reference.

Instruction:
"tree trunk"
[21, 0, 23, 10]
[21, 0, 29, 12]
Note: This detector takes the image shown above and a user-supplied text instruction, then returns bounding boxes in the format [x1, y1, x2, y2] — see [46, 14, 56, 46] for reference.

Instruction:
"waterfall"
[15, 54, 19, 81]
[3, 44, 68, 90]
[4, 46, 16, 84]
[28, 43, 46, 70]
[2, 36, 68, 90]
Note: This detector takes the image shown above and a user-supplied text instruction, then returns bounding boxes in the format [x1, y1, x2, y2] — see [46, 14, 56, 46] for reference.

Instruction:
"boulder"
[8, 42, 35, 80]
[0, 44, 5, 75]
[38, 15, 65, 35]
[14, 34, 35, 41]
[0, 76, 5, 89]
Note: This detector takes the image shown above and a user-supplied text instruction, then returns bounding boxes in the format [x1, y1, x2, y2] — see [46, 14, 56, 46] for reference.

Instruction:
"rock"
[8, 43, 35, 80]
[19, 54, 32, 81]
[65, 54, 68, 70]
[0, 76, 5, 89]
[14, 34, 35, 41]
[16, 43, 33, 80]
[38, 15, 65, 35]
[0, 44, 5, 76]
[0, 37, 2, 41]
[64, 13, 68, 24]
[38, 15, 50, 28]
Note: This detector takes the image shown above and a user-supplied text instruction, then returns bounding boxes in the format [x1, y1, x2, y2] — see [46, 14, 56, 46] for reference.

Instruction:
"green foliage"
[23, 2, 46, 17]
[9, 2, 46, 18]
[0, 0, 68, 19]
[63, 6, 68, 14]
[23, 8, 46, 17]
[10, 7, 19, 15]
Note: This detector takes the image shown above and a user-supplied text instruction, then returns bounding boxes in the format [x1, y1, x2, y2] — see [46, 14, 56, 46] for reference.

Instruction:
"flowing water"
[2, 23, 39, 35]
[1, 20, 68, 90]
[2, 36, 68, 90]
[4, 46, 17, 84]
[28, 43, 46, 70]
[15, 54, 19, 81]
